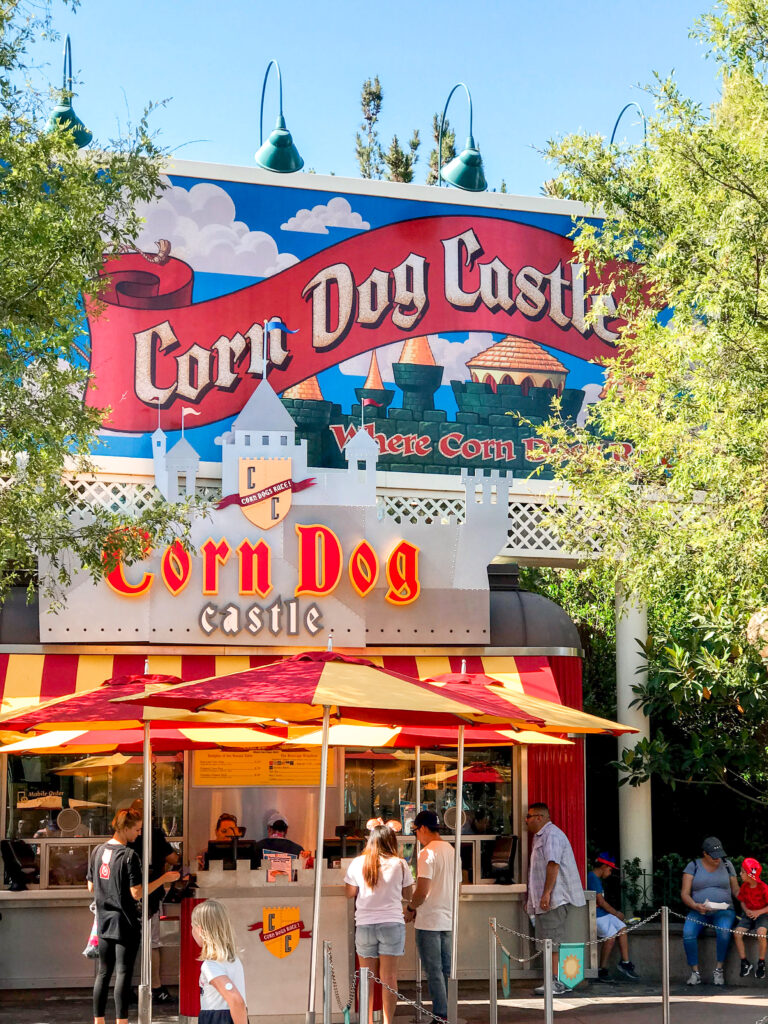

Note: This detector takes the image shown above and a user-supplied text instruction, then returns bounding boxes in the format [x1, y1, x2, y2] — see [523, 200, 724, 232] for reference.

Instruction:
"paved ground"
[4, 983, 768, 1023]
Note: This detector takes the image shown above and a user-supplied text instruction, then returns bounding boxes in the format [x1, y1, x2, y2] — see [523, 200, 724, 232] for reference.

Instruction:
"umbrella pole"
[414, 746, 423, 1023]
[447, 725, 464, 1024]
[139, 720, 152, 1024]
[306, 704, 330, 1024]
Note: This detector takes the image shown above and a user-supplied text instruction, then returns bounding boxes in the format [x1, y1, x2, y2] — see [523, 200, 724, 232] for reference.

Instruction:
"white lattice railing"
[3, 475, 593, 561]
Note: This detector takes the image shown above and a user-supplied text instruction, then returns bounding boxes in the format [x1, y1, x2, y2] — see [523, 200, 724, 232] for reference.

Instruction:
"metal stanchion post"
[543, 939, 554, 1024]
[359, 966, 370, 1024]
[414, 746, 423, 1024]
[489, 917, 498, 1024]
[661, 906, 670, 1024]
[323, 941, 332, 1024]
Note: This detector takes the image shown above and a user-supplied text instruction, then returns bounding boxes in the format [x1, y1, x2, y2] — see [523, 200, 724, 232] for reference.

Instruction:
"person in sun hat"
[681, 836, 739, 986]
[733, 856, 768, 979]
[586, 852, 640, 981]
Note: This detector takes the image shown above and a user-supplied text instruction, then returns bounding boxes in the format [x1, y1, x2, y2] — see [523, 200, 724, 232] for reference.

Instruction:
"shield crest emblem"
[260, 906, 304, 959]
[238, 458, 293, 530]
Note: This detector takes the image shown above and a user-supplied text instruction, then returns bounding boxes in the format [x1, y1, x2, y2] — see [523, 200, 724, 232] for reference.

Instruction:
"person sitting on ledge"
[586, 852, 640, 981]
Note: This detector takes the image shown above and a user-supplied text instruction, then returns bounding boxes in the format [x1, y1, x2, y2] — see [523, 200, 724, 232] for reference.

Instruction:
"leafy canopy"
[537, 0, 768, 801]
[0, 0, 194, 600]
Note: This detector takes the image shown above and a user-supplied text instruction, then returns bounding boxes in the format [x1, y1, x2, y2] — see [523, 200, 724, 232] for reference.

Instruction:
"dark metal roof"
[488, 564, 581, 650]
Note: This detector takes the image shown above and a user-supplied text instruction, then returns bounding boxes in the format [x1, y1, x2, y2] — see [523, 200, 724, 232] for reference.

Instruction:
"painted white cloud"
[281, 196, 370, 234]
[576, 381, 605, 427]
[337, 333, 496, 384]
[134, 177, 298, 277]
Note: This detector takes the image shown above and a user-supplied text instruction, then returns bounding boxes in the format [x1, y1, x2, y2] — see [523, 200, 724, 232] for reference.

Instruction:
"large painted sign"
[84, 165, 623, 479]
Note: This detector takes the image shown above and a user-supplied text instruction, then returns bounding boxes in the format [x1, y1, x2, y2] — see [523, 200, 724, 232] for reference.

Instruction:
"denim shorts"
[737, 912, 768, 931]
[355, 922, 406, 958]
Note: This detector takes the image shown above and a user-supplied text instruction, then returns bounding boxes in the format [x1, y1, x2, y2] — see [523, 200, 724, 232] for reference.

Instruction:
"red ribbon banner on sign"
[85, 215, 625, 431]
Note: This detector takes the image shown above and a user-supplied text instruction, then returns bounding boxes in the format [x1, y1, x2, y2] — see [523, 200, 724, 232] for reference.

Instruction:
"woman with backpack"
[681, 835, 740, 986]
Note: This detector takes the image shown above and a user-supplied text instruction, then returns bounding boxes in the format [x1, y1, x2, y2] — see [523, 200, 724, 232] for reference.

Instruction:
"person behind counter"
[87, 808, 180, 1024]
[252, 812, 303, 867]
[197, 813, 243, 870]
[127, 798, 180, 1005]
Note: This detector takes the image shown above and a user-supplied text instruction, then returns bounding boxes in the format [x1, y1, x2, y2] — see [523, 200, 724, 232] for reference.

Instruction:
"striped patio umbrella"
[0, 674, 273, 732]
[0, 724, 286, 755]
[426, 671, 636, 736]
[114, 652, 552, 729]
[285, 723, 573, 748]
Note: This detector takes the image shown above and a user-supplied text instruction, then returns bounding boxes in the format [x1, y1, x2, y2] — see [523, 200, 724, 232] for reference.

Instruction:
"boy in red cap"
[734, 857, 768, 978]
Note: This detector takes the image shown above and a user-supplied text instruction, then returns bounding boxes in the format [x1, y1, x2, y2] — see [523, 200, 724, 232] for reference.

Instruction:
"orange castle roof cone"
[398, 336, 436, 366]
[363, 351, 384, 390]
[283, 375, 324, 401]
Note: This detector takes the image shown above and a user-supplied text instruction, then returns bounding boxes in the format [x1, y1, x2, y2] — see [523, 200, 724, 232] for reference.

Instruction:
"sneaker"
[533, 978, 568, 996]
[713, 967, 725, 986]
[597, 967, 610, 982]
[152, 986, 175, 1004]
[758, 960, 766, 980]
[740, 958, 753, 978]
[686, 970, 701, 986]
[617, 960, 640, 980]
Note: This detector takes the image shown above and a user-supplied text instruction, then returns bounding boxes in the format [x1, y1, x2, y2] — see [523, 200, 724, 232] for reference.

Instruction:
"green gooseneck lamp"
[610, 102, 647, 146]
[255, 60, 304, 173]
[438, 82, 486, 192]
[45, 35, 92, 149]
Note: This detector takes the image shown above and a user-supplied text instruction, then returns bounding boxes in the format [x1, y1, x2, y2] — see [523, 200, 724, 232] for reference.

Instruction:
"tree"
[382, 130, 420, 183]
[534, 0, 768, 800]
[355, 76, 384, 179]
[426, 113, 455, 185]
[0, 0, 194, 602]
[355, 77, 420, 182]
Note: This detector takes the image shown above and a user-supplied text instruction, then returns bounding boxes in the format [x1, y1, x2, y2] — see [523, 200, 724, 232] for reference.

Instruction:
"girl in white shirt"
[191, 899, 247, 1024]
[345, 825, 414, 1024]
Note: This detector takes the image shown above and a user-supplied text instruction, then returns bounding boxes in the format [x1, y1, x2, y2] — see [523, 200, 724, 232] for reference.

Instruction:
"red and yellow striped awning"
[0, 652, 562, 715]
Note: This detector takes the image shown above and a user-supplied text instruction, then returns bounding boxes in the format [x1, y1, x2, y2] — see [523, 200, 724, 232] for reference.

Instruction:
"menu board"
[193, 749, 334, 787]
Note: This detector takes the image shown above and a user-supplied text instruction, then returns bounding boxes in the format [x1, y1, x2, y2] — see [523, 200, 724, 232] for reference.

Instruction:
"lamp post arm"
[260, 59, 284, 146]
[438, 82, 472, 187]
[63, 35, 73, 95]
[609, 102, 647, 147]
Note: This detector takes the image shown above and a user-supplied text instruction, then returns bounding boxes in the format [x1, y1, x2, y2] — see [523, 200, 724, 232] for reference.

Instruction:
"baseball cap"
[413, 810, 440, 832]
[596, 852, 617, 870]
[267, 811, 288, 830]
[702, 836, 726, 858]
[743, 857, 762, 879]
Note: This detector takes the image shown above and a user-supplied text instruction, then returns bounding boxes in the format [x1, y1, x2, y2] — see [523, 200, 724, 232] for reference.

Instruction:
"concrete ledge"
[606, 922, 768, 988]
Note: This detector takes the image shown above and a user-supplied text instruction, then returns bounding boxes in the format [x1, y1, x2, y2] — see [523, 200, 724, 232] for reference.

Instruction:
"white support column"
[615, 586, 652, 878]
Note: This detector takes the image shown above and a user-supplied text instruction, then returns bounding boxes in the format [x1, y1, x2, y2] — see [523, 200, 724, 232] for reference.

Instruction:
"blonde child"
[191, 899, 248, 1024]
[734, 858, 768, 979]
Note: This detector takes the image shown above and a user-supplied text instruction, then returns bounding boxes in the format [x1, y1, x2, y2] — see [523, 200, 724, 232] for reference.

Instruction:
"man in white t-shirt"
[403, 811, 454, 1022]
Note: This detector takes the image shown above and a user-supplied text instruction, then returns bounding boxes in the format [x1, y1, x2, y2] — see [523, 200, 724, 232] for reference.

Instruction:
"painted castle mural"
[83, 167, 622, 481]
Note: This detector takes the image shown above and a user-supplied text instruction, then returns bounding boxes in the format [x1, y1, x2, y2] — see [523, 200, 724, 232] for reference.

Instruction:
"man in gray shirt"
[525, 802, 585, 996]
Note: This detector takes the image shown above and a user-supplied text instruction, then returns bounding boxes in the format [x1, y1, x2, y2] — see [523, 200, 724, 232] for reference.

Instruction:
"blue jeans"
[683, 909, 736, 966]
[416, 929, 451, 1021]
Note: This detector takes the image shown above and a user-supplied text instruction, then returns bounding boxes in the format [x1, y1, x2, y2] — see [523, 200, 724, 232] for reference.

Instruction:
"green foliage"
[382, 130, 420, 183]
[355, 76, 384, 180]
[529, 1, 768, 799]
[426, 114, 455, 185]
[0, 0, 196, 602]
[519, 566, 617, 715]
[355, 77, 420, 183]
